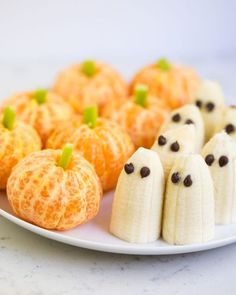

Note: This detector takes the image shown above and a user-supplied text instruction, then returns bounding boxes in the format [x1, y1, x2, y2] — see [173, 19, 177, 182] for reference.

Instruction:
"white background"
[0, 0, 236, 63]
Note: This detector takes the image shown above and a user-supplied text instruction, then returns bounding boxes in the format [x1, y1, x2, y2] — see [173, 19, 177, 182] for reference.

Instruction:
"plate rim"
[1, 208, 236, 255]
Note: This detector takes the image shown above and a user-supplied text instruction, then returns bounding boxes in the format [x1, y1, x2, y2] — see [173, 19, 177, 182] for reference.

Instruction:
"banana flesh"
[201, 132, 236, 224]
[110, 147, 165, 243]
[162, 154, 215, 245]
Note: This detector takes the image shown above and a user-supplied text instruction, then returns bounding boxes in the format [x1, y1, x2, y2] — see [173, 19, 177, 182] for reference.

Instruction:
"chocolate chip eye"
[206, 102, 215, 112]
[124, 163, 134, 174]
[230, 105, 236, 108]
[140, 167, 150, 178]
[205, 154, 215, 166]
[183, 175, 193, 187]
[171, 172, 181, 184]
[219, 156, 229, 167]
[158, 135, 167, 146]
[225, 124, 235, 134]
[170, 141, 180, 152]
[195, 100, 202, 108]
[172, 113, 181, 122]
[185, 119, 194, 125]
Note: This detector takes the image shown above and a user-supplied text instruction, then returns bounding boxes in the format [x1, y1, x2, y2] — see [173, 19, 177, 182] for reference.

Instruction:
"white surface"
[0, 60, 236, 294]
[2, 192, 236, 255]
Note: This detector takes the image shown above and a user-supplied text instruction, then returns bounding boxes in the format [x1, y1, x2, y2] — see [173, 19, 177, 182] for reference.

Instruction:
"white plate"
[1, 192, 236, 255]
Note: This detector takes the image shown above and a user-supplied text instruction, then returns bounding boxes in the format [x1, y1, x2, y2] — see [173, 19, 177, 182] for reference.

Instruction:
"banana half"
[159, 104, 204, 152]
[214, 106, 236, 142]
[110, 147, 164, 243]
[163, 154, 215, 245]
[151, 125, 196, 178]
[201, 132, 236, 224]
[192, 80, 225, 142]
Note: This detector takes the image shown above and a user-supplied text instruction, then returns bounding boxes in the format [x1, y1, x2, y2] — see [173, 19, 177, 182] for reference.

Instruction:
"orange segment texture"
[53, 62, 127, 114]
[2, 91, 74, 145]
[0, 122, 42, 189]
[130, 63, 200, 109]
[47, 118, 134, 191]
[101, 96, 170, 149]
[7, 149, 102, 230]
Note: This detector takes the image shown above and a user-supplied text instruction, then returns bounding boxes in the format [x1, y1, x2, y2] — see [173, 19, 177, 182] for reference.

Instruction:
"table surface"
[1, 58, 236, 295]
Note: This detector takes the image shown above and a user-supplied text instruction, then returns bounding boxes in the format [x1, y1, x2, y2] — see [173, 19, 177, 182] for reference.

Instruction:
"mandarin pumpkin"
[7, 144, 102, 230]
[52, 60, 127, 114]
[130, 58, 200, 109]
[2, 89, 74, 145]
[0, 106, 41, 189]
[47, 106, 134, 191]
[101, 85, 170, 149]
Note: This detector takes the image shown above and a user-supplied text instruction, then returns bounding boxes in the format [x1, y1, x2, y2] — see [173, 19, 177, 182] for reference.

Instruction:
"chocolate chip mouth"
[185, 119, 194, 125]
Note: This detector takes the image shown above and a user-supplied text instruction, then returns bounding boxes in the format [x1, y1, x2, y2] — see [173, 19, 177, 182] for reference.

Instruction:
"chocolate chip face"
[140, 167, 150, 178]
[185, 119, 194, 125]
[158, 135, 167, 146]
[205, 154, 215, 166]
[195, 100, 202, 108]
[171, 172, 181, 184]
[183, 175, 193, 187]
[124, 163, 134, 174]
[219, 156, 229, 167]
[172, 113, 181, 122]
[170, 141, 180, 152]
[225, 123, 235, 134]
[206, 102, 215, 112]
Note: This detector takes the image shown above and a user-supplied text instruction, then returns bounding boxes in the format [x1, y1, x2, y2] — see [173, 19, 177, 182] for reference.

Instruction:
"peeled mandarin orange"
[53, 60, 127, 114]
[2, 89, 74, 145]
[101, 85, 170, 149]
[47, 107, 134, 191]
[0, 106, 41, 189]
[7, 145, 102, 230]
[130, 58, 200, 109]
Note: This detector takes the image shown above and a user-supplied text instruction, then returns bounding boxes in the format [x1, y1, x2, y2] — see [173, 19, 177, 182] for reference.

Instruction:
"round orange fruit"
[0, 106, 41, 189]
[52, 60, 127, 114]
[2, 89, 74, 145]
[130, 58, 200, 109]
[102, 85, 170, 149]
[7, 144, 102, 230]
[47, 106, 134, 191]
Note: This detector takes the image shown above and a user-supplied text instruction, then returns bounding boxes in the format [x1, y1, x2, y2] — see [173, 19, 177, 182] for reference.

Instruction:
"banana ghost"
[110, 147, 164, 243]
[214, 106, 236, 142]
[163, 154, 215, 245]
[193, 80, 225, 141]
[151, 125, 196, 178]
[159, 104, 204, 152]
[201, 132, 236, 224]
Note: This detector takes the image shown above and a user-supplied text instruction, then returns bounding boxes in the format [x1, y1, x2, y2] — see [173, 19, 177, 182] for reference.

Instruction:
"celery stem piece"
[59, 143, 73, 170]
[34, 89, 47, 104]
[81, 60, 96, 77]
[2, 106, 15, 130]
[156, 58, 170, 71]
[83, 106, 98, 128]
[134, 85, 148, 108]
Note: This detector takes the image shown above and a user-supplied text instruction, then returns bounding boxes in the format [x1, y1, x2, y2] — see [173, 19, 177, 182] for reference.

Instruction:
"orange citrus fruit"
[2, 89, 74, 145]
[7, 147, 102, 230]
[53, 60, 127, 114]
[130, 58, 200, 109]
